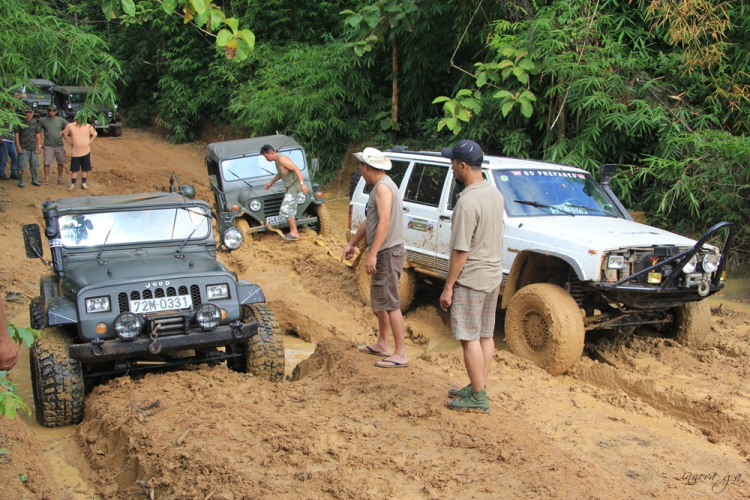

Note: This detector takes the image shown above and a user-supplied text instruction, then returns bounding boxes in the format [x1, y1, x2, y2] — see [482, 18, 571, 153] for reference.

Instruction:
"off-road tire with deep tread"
[29, 296, 44, 330]
[349, 167, 362, 199]
[357, 249, 416, 311]
[29, 327, 85, 427]
[673, 299, 711, 348]
[235, 218, 253, 247]
[240, 304, 285, 382]
[313, 204, 331, 237]
[505, 283, 585, 376]
[113, 126, 123, 137]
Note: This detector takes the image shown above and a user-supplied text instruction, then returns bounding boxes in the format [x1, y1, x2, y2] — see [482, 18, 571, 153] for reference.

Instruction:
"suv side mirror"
[22, 224, 44, 260]
[310, 158, 319, 179]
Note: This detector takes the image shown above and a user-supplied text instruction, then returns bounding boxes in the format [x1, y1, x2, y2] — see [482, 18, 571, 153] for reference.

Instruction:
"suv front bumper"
[68, 322, 258, 363]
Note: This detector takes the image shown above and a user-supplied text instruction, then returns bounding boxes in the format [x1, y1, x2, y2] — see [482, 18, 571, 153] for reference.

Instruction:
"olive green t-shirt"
[275, 155, 302, 193]
[39, 116, 69, 147]
[450, 180, 505, 292]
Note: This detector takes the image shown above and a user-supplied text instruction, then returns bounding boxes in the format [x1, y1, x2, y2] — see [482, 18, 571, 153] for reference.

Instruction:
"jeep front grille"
[118, 285, 202, 313]
[264, 195, 284, 217]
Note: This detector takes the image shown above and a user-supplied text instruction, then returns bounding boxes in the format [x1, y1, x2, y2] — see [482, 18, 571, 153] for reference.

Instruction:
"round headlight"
[114, 312, 142, 341]
[297, 192, 306, 204]
[195, 304, 221, 330]
[249, 199, 261, 212]
[223, 227, 244, 250]
[682, 255, 698, 273]
[702, 253, 720, 273]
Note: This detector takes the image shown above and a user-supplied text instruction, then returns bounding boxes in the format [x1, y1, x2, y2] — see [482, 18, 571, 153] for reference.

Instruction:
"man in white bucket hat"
[342, 147, 408, 368]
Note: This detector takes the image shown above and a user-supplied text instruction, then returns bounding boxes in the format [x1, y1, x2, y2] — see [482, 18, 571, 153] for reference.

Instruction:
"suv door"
[401, 161, 450, 271]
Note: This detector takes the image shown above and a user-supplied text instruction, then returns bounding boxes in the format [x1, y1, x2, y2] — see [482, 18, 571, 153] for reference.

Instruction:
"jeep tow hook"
[91, 338, 105, 357]
[231, 321, 245, 339]
[149, 325, 162, 354]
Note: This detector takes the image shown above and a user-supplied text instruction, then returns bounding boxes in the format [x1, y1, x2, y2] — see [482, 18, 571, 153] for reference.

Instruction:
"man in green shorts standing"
[261, 144, 310, 240]
[39, 105, 69, 185]
[440, 140, 504, 413]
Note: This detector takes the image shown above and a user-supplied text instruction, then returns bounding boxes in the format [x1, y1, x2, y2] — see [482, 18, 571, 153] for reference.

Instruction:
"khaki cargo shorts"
[450, 284, 500, 341]
[43, 145, 66, 165]
[279, 191, 299, 218]
[370, 243, 406, 312]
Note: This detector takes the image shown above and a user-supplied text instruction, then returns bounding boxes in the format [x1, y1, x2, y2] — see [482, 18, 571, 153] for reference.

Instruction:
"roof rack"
[385, 146, 490, 164]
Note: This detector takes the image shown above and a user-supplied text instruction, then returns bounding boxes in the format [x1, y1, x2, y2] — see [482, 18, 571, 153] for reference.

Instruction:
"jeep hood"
[64, 255, 229, 290]
[512, 216, 698, 251]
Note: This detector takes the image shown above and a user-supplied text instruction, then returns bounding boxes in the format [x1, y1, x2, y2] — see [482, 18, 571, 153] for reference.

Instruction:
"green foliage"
[0, 323, 39, 420]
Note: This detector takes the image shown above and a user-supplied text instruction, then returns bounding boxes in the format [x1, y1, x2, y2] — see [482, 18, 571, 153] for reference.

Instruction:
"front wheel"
[30, 327, 85, 427]
[313, 203, 331, 238]
[234, 217, 253, 247]
[504, 283, 585, 376]
[232, 304, 285, 382]
[672, 300, 711, 348]
[29, 296, 44, 330]
[357, 249, 416, 311]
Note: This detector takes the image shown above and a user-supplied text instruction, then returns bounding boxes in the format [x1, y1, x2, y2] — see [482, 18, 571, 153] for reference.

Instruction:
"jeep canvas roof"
[206, 134, 302, 163]
[53, 86, 90, 95]
[46, 193, 205, 214]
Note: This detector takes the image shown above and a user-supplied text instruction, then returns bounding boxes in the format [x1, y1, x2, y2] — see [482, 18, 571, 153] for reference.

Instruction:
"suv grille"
[264, 195, 284, 217]
[118, 285, 201, 313]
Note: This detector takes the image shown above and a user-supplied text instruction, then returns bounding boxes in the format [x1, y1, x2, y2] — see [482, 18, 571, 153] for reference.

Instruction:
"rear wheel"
[672, 299, 711, 348]
[505, 283, 585, 376]
[30, 327, 85, 427]
[234, 304, 285, 382]
[357, 249, 416, 311]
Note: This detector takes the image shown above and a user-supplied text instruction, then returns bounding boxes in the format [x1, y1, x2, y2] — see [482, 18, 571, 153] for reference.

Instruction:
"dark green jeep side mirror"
[22, 224, 44, 260]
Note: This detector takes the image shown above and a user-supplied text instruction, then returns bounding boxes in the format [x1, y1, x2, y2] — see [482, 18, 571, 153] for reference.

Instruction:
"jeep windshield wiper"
[226, 168, 254, 189]
[97, 221, 116, 265]
[514, 200, 576, 216]
[175, 224, 201, 259]
[563, 203, 619, 218]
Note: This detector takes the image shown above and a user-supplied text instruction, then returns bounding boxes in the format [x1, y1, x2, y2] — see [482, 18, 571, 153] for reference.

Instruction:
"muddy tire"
[505, 283, 585, 376]
[313, 203, 331, 238]
[349, 167, 362, 199]
[113, 126, 123, 137]
[29, 296, 44, 330]
[672, 299, 711, 348]
[29, 327, 85, 427]
[357, 249, 416, 311]
[240, 304, 285, 382]
[235, 217, 253, 247]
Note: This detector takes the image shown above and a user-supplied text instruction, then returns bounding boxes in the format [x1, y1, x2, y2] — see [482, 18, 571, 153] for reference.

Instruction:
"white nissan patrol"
[347, 148, 733, 375]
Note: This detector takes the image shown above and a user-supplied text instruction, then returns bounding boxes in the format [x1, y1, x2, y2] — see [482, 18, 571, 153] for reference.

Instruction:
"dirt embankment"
[1, 128, 750, 499]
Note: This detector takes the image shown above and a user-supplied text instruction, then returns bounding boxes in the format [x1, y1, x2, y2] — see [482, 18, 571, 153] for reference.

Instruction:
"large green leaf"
[162, 0, 178, 14]
[216, 29, 233, 47]
[238, 30, 255, 51]
[121, 0, 135, 16]
[476, 72, 487, 87]
[347, 14, 363, 28]
[189, 0, 206, 16]
[101, 0, 118, 20]
[209, 9, 225, 31]
[518, 58, 535, 70]
[223, 17, 239, 33]
[236, 37, 251, 60]
[501, 102, 514, 117]
[493, 90, 513, 99]
[432, 96, 450, 104]
[519, 99, 533, 118]
[456, 89, 473, 98]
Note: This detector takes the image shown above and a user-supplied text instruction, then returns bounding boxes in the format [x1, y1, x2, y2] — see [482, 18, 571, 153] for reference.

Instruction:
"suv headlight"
[607, 255, 624, 269]
[86, 296, 111, 313]
[682, 255, 698, 273]
[207, 284, 229, 300]
[222, 227, 244, 250]
[297, 192, 306, 204]
[195, 304, 221, 330]
[249, 199, 261, 212]
[114, 312, 142, 340]
[702, 253, 720, 273]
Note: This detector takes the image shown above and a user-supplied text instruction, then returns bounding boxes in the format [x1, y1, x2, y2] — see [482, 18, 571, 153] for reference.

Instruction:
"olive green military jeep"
[23, 189, 284, 427]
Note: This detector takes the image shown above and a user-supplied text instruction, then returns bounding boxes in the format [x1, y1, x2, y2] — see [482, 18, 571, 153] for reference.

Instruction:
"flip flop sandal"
[358, 345, 390, 356]
[58, 179, 65, 185]
[282, 234, 299, 241]
[375, 358, 409, 368]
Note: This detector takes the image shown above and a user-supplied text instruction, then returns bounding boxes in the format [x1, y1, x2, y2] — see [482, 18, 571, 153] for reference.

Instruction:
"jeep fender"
[237, 281, 266, 305]
[40, 275, 57, 303]
[501, 250, 585, 310]
[46, 296, 78, 326]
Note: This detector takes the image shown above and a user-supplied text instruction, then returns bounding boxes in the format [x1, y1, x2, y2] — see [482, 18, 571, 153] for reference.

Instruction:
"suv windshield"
[493, 169, 619, 218]
[221, 149, 306, 181]
[59, 207, 210, 248]
[68, 93, 87, 104]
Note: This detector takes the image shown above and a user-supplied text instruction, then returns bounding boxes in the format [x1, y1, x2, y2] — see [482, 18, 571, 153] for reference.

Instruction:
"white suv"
[347, 148, 733, 375]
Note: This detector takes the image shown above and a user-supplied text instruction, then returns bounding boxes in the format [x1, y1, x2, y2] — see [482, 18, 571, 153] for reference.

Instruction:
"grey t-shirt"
[39, 116, 69, 147]
[450, 180, 505, 292]
[365, 175, 404, 252]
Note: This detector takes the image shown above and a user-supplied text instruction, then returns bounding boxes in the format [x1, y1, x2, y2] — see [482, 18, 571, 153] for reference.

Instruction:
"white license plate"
[265, 215, 287, 225]
[129, 295, 192, 314]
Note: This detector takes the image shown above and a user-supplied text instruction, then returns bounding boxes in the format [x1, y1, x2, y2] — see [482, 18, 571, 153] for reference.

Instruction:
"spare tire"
[349, 167, 362, 199]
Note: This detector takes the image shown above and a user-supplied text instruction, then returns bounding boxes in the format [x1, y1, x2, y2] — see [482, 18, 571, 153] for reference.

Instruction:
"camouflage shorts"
[279, 191, 299, 218]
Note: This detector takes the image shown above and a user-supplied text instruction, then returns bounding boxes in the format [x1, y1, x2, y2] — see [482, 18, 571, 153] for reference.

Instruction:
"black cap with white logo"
[441, 139, 484, 166]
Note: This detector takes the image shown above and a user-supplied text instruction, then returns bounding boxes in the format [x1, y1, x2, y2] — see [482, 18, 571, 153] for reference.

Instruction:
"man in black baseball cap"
[441, 139, 484, 166]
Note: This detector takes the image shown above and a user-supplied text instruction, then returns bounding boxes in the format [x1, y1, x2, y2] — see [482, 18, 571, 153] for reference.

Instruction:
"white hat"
[354, 147, 392, 170]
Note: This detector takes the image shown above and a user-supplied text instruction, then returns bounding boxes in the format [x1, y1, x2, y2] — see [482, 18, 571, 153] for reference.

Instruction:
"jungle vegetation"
[3, 0, 748, 261]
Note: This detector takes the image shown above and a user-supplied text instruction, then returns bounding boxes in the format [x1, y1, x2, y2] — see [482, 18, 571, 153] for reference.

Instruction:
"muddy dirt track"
[1, 129, 749, 499]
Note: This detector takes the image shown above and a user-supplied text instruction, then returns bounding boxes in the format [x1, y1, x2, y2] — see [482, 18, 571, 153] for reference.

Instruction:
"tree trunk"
[391, 38, 399, 125]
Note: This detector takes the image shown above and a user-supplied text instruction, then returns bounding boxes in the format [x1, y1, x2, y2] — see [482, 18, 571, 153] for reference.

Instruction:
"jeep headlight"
[195, 304, 221, 330]
[702, 253, 720, 273]
[249, 199, 261, 212]
[207, 284, 229, 300]
[107, 111, 113, 118]
[222, 227, 244, 250]
[682, 255, 698, 273]
[607, 255, 624, 269]
[114, 312, 142, 340]
[86, 296, 111, 313]
[297, 192, 306, 204]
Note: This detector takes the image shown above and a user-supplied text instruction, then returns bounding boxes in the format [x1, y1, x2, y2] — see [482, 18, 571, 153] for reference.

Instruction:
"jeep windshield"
[493, 169, 619, 218]
[221, 149, 306, 181]
[58, 207, 210, 248]
[68, 93, 87, 104]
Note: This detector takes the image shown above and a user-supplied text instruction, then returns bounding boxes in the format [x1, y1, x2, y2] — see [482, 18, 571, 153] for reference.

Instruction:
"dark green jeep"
[52, 86, 123, 136]
[21, 79, 56, 118]
[23, 192, 284, 427]
[206, 135, 330, 244]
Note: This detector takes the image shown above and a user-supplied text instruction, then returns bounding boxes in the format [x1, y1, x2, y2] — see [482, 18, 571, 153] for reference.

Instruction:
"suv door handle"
[439, 215, 451, 220]
[403, 207, 410, 213]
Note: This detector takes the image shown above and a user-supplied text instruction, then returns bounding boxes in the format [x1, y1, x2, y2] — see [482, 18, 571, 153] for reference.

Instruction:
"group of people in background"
[0, 100, 97, 190]
[343, 140, 504, 414]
